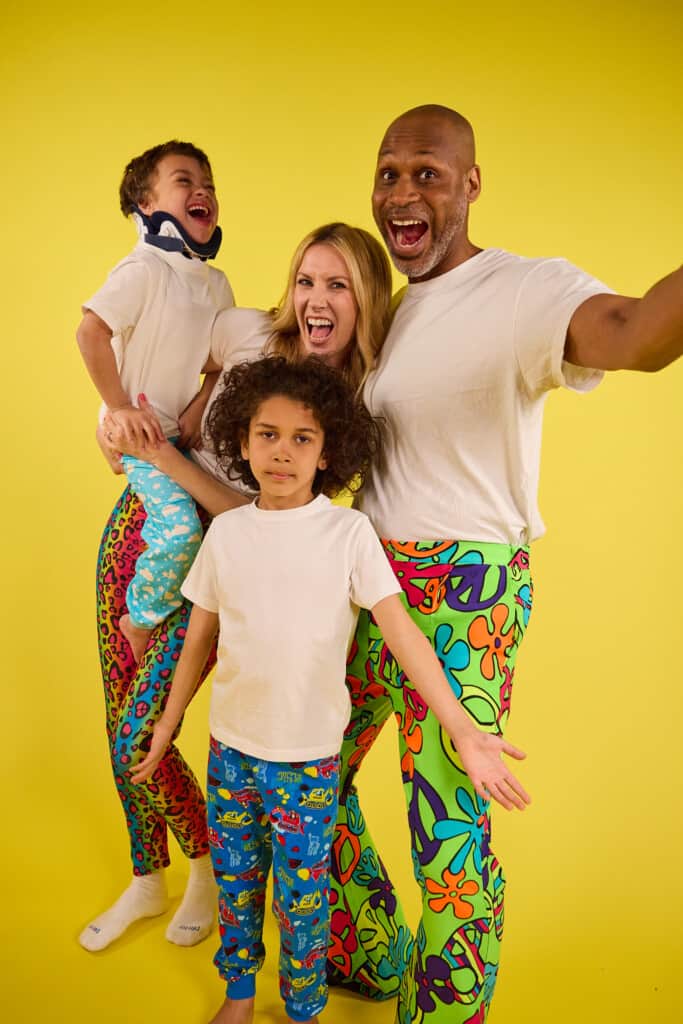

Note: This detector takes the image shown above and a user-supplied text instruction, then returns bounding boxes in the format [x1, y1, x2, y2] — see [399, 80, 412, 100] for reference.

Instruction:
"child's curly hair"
[206, 356, 381, 497]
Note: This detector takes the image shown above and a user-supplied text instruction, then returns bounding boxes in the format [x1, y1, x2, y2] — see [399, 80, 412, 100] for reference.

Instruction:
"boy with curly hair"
[132, 356, 530, 1024]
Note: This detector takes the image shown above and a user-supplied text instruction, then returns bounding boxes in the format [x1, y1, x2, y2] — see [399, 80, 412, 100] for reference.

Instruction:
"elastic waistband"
[380, 539, 529, 570]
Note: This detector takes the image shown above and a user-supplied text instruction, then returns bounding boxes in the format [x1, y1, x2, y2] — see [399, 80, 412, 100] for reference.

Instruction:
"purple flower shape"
[367, 873, 397, 916]
[414, 951, 456, 1013]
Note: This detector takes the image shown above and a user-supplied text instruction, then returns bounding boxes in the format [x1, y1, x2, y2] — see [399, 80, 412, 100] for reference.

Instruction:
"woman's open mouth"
[306, 317, 334, 341]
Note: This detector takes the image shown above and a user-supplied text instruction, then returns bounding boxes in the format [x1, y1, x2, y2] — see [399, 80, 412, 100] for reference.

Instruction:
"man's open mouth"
[307, 317, 333, 341]
[388, 219, 428, 250]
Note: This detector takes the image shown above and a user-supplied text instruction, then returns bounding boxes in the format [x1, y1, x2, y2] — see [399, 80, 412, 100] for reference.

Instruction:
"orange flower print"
[468, 603, 516, 680]
[396, 704, 423, 780]
[348, 723, 382, 769]
[426, 867, 479, 919]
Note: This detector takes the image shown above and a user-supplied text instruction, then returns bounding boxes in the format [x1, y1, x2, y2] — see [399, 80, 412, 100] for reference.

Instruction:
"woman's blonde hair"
[267, 222, 392, 391]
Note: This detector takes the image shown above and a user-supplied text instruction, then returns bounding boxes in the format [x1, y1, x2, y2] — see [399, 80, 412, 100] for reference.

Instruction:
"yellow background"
[2, 1, 682, 1021]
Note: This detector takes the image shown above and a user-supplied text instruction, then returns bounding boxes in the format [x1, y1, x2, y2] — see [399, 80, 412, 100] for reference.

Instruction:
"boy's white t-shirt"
[361, 248, 612, 545]
[181, 494, 401, 762]
[84, 241, 234, 437]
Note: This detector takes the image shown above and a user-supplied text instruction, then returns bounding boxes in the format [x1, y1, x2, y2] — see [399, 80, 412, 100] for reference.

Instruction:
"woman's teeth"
[307, 317, 333, 340]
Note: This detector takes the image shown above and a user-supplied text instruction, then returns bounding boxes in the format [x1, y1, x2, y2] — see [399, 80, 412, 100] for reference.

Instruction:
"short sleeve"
[181, 524, 220, 612]
[349, 516, 402, 610]
[211, 269, 235, 313]
[513, 258, 613, 398]
[83, 258, 150, 334]
[210, 307, 270, 367]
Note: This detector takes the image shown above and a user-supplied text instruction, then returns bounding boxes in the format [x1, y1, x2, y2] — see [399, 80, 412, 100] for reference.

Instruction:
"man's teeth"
[390, 218, 428, 247]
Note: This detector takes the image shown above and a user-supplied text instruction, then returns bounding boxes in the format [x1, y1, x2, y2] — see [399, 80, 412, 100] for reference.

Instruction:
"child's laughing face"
[139, 154, 218, 244]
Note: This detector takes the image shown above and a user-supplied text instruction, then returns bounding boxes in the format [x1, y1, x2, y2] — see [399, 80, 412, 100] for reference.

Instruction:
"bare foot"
[120, 614, 153, 663]
[208, 996, 255, 1024]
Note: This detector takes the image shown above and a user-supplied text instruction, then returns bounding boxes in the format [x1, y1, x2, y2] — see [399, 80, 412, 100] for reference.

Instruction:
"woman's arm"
[372, 594, 531, 811]
[177, 370, 221, 450]
[131, 605, 219, 783]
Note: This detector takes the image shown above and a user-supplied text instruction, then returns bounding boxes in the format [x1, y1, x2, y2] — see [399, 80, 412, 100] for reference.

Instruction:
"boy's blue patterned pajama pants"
[207, 737, 340, 1023]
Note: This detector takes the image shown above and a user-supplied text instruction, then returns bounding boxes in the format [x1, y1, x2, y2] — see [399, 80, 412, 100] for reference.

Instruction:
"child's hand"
[110, 399, 165, 448]
[130, 721, 174, 784]
[454, 730, 531, 811]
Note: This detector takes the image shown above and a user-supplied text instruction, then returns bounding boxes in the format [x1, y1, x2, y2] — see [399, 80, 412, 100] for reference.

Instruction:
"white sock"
[165, 853, 217, 947]
[79, 871, 169, 952]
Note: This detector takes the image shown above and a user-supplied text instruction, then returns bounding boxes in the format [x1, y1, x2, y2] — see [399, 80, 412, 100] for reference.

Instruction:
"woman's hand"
[103, 407, 173, 464]
[130, 721, 174, 784]
[177, 393, 206, 450]
[177, 371, 220, 450]
[109, 398, 165, 448]
[95, 423, 124, 474]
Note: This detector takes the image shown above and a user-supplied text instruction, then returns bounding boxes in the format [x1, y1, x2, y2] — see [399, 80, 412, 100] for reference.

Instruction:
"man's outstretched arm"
[565, 264, 683, 372]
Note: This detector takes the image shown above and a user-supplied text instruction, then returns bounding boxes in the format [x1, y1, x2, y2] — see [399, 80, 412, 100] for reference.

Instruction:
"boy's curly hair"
[206, 356, 381, 497]
[119, 140, 212, 215]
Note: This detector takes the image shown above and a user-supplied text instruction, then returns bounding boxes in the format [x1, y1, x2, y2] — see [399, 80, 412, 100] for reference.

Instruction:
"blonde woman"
[83, 223, 392, 953]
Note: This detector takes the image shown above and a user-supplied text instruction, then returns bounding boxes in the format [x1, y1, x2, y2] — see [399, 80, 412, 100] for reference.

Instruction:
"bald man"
[327, 105, 683, 1023]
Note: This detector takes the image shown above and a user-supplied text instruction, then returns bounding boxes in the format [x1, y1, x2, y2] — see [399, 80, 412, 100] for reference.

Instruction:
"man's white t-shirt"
[361, 248, 612, 544]
[181, 495, 401, 762]
[84, 241, 234, 437]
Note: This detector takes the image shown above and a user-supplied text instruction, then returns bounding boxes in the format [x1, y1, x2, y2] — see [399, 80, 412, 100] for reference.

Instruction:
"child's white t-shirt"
[84, 241, 234, 437]
[181, 494, 401, 761]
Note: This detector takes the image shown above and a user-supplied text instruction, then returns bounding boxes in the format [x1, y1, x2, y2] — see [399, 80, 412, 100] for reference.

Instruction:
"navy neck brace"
[131, 206, 222, 260]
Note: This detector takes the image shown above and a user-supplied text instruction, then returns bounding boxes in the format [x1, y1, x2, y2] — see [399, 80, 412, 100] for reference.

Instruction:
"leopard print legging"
[96, 486, 215, 875]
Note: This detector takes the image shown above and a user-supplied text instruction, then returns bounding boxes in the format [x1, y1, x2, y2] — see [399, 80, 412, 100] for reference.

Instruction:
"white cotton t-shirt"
[361, 248, 612, 545]
[181, 494, 401, 761]
[191, 307, 272, 484]
[84, 241, 235, 437]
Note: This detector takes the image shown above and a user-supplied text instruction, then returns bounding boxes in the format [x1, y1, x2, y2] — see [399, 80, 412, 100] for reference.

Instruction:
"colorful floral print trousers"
[97, 487, 215, 874]
[207, 738, 340, 1022]
[328, 540, 532, 1023]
